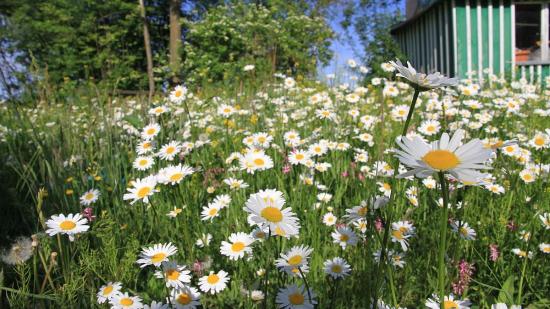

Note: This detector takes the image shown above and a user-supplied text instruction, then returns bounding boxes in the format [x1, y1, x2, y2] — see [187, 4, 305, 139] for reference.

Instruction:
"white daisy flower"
[141, 123, 161, 140]
[425, 294, 471, 309]
[395, 129, 493, 183]
[275, 245, 313, 276]
[323, 257, 351, 279]
[390, 59, 458, 91]
[331, 226, 358, 249]
[170, 286, 201, 309]
[45, 213, 89, 241]
[158, 141, 181, 161]
[133, 156, 154, 171]
[220, 232, 254, 260]
[275, 284, 317, 309]
[157, 164, 194, 185]
[198, 270, 229, 294]
[80, 188, 100, 206]
[451, 220, 477, 240]
[136, 243, 178, 268]
[123, 176, 158, 204]
[110, 292, 143, 309]
[244, 189, 300, 237]
[322, 212, 337, 226]
[97, 282, 122, 304]
[170, 85, 187, 104]
[154, 261, 191, 289]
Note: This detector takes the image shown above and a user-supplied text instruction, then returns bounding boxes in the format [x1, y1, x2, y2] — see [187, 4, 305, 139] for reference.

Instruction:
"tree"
[169, 0, 182, 85]
[182, 2, 334, 84]
[341, 0, 405, 78]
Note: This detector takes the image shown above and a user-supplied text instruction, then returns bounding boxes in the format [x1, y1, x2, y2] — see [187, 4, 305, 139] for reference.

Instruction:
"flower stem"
[401, 88, 420, 137]
[262, 229, 272, 309]
[298, 267, 312, 304]
[387, 263, 398, 306]
[437, 171, 449, 309]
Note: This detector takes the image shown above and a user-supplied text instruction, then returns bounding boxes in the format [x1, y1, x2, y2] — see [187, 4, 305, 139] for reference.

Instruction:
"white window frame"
[515, 1, 550, 64]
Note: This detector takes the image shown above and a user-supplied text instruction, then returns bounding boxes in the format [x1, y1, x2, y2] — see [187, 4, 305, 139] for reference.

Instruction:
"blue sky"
[321, 1, 405, 77]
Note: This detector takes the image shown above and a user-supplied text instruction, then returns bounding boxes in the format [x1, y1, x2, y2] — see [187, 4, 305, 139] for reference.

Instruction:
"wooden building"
[391, 0, 550, 84]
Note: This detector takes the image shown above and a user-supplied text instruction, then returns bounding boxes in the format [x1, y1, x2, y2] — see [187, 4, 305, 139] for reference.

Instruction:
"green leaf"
[123, 115, 143, 129]
[497, 275, 515, 304]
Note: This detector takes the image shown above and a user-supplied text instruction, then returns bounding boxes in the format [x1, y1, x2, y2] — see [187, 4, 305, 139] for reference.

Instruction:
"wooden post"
[138, 0, 154, 102]
[169, 0, 182, 85]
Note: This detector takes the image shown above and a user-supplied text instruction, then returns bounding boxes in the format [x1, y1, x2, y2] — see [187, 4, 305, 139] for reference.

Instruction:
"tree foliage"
[182, 1, 334, 84]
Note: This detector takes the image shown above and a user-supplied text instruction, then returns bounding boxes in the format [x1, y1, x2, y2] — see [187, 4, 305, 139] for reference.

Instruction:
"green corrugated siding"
[481, 3, 489, 72]
[492, 2, 500, 75]
[456, 1, 468, 77]
[471, 2, 479, 74]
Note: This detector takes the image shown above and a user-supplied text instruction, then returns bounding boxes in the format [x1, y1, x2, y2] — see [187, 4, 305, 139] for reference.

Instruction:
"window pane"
[515, 4, 541, 62]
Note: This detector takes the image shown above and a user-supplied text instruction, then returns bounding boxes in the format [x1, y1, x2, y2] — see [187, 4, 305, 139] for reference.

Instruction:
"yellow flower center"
[340, 234, 349, 242]
[151, 253, 166, 263]
[146, 128, 156, 135]
[175, 90, 182, 97]
[166, 269, 179, 280]
[392, 230, 404, 240]
[120, 298, 134, 306]
[208, 208, 218, 216]
[177, 293, 191, 304]
[59, 220, 76, 231]
[103, 285, 113, 296]
[288, 293, 305, 305]
[169, 173, 183, 182]
[331, 265, 342, 273]
[534, 137, 545, 146]
[254, 158, 265, 166]
[543, 247, 550, 253]
[460, 227, 469, 236]
[358, 207, 368, 216]
[166, 146, 175, 154]
[295, 153, 304, 160]
[383, 183, 391, 190]
[139, 159, 148, 166]
[287, 255, 302, 266]
[258, 137, 266, 143]
[207, 274, 220, 284]
[84, 193, 94, 200]
[137, 187, 151, 198]
[444, 300, 459, 309]
[231, 242, 245, 252]
[422, 150, 460, 171]
[261, 206, 283, 222]
[155, 108, 163, 113]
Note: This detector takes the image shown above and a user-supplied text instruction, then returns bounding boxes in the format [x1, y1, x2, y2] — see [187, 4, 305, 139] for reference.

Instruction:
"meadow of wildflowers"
[0, 61, 549, 308]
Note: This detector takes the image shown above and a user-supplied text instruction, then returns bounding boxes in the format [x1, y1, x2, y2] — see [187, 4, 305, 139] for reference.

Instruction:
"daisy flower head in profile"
[244, 189, 300, 237]
[45, 213, 89, 241]
[395, 129, 493, 183]
[389, 59, 458, 91]
[136, 242, 178, 268]
[275, 284, 317, 309]
[220, 232, 254, 260]
[148, 105, 169, 117]
[157, 164, 194, 185]
[80, 188, 100, 206]
[323, 257, 351, 279]
[425, 293, 471, 309]
[110, 292, 143, 309]
[97, 281, 122, 304]
[170, 85, 187, 104]
[198, 270, 230, 294]
[275, 245, 313, 276]
[123, 175, 158, 204]
[154, 261, 191, 289]
[170, 286, 201, 309]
